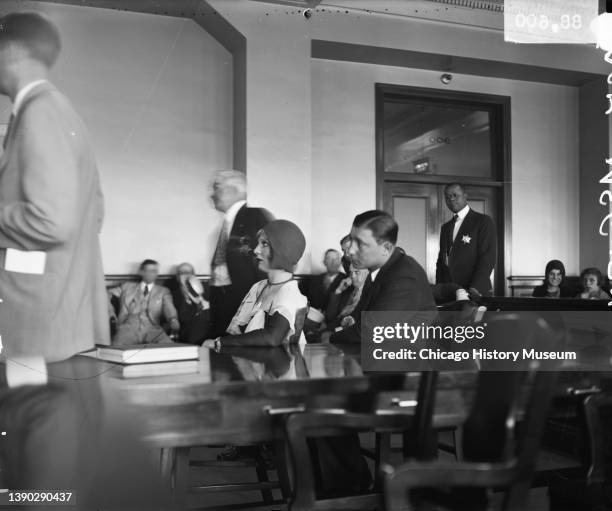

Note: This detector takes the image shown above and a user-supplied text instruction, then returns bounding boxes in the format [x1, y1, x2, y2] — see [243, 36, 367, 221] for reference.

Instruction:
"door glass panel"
[393, 196, 427, 270]
[383, 101, 493, 178]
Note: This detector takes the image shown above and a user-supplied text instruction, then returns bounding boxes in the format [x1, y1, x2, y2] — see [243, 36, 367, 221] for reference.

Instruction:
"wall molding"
[428, 0, 503, 12]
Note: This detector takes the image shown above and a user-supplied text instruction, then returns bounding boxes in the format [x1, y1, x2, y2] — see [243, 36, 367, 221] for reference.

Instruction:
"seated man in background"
[108, 259, 180, 344]
[576, 267, 611, 300]
[325, 263, 369, 331]
[167, 262, 211, 344]
[299, 248, 345, 312]
[331, 210, 435, 344]
[340, 234, 352, 274]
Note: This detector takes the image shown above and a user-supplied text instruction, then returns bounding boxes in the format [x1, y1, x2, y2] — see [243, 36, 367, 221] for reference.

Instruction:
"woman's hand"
[202, 339, 216, 349]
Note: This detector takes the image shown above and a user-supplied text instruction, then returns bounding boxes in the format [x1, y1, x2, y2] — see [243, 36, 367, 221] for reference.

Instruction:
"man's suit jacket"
[330, 248, 435, 344]
[111, 282, 178, 327]
[223, 204, 274, 298]
[435, 209, 497, 296]
[298, 272, 344, 311]
[0, 82, 110, 362]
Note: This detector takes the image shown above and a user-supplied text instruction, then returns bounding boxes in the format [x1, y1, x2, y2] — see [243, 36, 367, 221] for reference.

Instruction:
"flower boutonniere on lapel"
[461, 235, 472, 245]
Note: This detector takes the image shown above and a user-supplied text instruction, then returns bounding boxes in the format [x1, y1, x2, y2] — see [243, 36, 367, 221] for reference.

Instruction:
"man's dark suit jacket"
[435, 209, 497, 296]
[210, 203, 273, 336]
[225, 204, 273, 296]
[330, 248, 435, 344]
[298, 272, 344, 312]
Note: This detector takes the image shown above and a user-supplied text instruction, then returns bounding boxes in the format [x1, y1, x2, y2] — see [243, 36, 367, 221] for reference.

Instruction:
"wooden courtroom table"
[71, 303, 612, 508]
[86, 343, 478, 448]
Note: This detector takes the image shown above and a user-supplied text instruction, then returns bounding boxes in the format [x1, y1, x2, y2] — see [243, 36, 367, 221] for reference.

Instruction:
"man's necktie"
[360, 273, 374, 309]
[143, 285, 149, 297]
[213, 220, 229, 267]
[3, 113, 14, 150]
[447, 214, 459, 255]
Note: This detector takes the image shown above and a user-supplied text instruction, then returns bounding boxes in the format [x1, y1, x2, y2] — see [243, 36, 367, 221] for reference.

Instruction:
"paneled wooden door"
[383, 182, 501, 292]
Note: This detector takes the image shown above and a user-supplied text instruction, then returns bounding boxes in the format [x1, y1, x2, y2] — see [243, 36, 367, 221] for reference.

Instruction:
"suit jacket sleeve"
[435, 225, 447, 284]
[0, 100, 80, 250]
[162, 288, 179, 323]
[330, 322, 361, 344]
[470, 215, 497, 293]
[331, 271, 432, 344]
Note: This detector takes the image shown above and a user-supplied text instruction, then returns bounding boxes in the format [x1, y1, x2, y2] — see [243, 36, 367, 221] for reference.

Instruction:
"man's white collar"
[12, 80, 47, 115]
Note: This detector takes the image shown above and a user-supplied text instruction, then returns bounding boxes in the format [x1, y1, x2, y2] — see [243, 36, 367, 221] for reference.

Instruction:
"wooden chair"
[548, 390, 612, 510]
[290, 305, 309, 344]
[170, 304, 310, 509]
[283, 370, 439, 511]
[383, 313, 562, 511]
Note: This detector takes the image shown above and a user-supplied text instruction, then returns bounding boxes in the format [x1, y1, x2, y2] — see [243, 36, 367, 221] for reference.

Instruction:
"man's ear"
[382, 240, 394, 254]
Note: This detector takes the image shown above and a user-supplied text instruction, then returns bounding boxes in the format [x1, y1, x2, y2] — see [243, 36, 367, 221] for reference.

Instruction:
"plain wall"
[311, 59, 580, 277]
[0, 2, 233, 275]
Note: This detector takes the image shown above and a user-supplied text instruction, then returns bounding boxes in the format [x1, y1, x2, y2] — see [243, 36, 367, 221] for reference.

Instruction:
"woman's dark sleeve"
[532, 285, 545, 297]
[221, 311, 291, 347]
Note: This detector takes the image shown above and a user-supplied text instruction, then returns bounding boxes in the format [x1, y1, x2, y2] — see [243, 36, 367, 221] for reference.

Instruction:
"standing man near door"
[209, 170, 274, 337]
[436, 182, 497, 296]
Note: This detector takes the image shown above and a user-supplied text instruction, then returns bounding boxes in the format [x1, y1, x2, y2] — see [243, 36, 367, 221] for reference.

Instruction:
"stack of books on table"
[81, 343, 200, 378]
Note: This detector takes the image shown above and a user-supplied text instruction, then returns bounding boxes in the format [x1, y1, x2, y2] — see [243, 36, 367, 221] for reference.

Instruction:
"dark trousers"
[209, 284, 246, 337]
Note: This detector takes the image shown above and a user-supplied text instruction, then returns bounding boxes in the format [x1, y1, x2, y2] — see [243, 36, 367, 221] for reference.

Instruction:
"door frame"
[375, 83, 512, 296]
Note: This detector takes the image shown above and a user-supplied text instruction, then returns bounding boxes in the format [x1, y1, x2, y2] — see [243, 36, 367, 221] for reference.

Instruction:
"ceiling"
[250, 0, 504, 13]
[250, 0, 323, 8]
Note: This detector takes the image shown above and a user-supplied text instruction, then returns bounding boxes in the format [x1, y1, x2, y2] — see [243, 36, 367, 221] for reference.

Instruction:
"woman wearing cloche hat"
[202, 220, 307, 349]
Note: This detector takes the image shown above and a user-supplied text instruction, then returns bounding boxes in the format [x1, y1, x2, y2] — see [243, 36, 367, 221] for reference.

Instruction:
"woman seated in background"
[532, 259, 574, 298]
[203, 219, 307, 349]
[325, 264, 369, 331]
[576, 267, 611, 300]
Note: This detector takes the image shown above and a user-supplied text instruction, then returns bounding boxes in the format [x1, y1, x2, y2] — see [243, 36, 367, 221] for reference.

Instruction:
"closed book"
[95, 343, 199, 364]
[120, 360, 199, 378]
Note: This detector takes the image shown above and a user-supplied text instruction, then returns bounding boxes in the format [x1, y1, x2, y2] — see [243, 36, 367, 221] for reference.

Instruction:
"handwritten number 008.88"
[513, 13, 581, 30]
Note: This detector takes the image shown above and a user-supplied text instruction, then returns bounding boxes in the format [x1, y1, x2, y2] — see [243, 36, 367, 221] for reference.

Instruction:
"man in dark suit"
[209, 170, 274, 336]
[167, 262, 210, 344]
[331, 210, 435, 344]
[299, 248, 345, 312]
[435, 183, 497, 297]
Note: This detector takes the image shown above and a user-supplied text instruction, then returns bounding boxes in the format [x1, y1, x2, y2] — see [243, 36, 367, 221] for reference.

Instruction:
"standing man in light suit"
[209, 170, 273, 337]
[0, 12, 109, 359]
[0, 12, 116, 499]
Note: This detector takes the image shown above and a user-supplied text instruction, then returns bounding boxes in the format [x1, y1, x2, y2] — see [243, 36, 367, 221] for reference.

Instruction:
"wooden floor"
[184, 433, 564, 511]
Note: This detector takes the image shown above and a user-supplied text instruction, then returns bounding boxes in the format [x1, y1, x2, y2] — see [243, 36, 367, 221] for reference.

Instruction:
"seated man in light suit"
[108, 259, 180, 344]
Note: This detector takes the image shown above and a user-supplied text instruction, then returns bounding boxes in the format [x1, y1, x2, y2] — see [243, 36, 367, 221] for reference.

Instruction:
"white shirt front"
[224, 199, 247, 235]
[140, 282, 153, 295]
[12, 80, 48, 115]
[210, 199, 247, 287]
[370, 268, 381, 282]
[452, 205, 470, 242]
